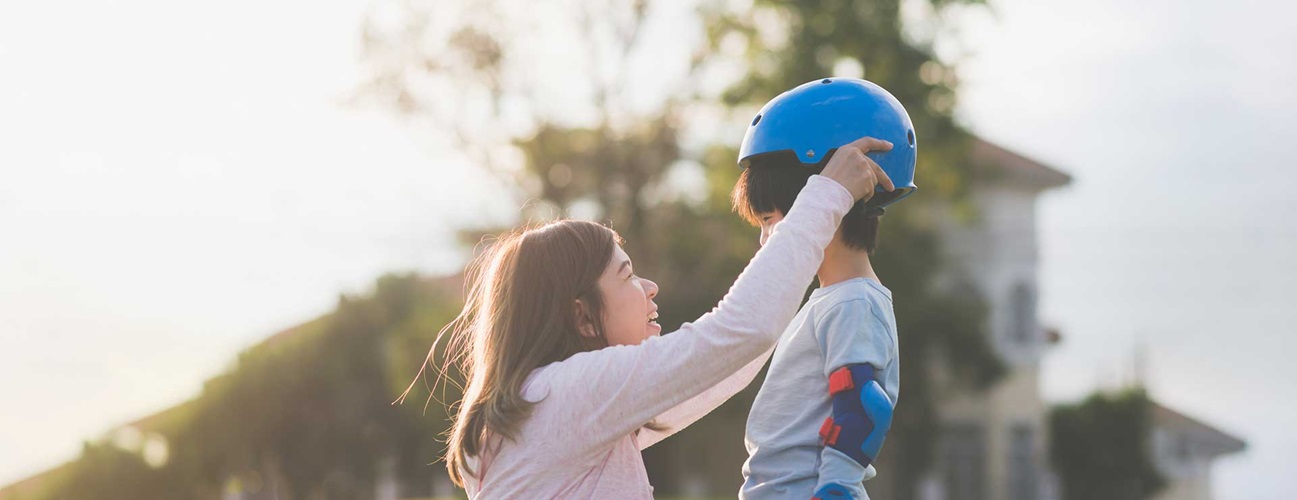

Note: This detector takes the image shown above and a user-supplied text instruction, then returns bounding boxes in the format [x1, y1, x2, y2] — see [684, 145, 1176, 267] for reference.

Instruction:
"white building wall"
[1151, 428, 1217, 500]
[934, 184, 1053, 500]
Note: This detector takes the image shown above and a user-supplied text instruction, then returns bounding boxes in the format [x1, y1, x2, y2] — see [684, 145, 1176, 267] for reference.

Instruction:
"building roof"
[969, 138, 1072, 190]
[1151, 402, 1247, 457]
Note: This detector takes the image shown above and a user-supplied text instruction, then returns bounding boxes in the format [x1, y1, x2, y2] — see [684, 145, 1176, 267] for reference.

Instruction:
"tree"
[26, 274, 467, 500]
[695, 1, 1006, 496]
[355, 0, 1005, 496]
[1050, 389, 1166, 500]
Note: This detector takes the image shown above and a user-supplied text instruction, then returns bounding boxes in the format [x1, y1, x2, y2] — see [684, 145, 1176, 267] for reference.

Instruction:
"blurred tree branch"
[352, 0, 1004, 497]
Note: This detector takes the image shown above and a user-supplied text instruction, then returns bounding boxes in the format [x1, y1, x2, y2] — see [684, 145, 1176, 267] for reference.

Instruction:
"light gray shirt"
[741, 277, 900, 500]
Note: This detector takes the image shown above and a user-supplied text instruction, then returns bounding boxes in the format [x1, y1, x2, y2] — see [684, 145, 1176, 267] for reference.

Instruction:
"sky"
[1, 0, 1293, 498]
[953, 0, 1296, 497]
[0, 0, 505, 486]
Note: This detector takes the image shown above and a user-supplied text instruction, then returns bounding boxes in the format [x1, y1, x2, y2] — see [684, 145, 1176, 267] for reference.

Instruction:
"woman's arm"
[635, 345, 774, 450]
[535, 176, 856, 458]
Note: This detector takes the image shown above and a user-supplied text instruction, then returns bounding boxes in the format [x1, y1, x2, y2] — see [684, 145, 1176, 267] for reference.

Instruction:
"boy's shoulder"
[807, 278, 894, 329]
[806, 279, 898, 363]
[810, 278, 891, 310]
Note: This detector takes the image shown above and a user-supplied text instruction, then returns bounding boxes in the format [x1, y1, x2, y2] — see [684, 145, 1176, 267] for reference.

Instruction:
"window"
[1175, 432, 1192, 462]
[1010, 425, 1038, 500]
[1010, 283, 1036, 345]
[942, 424, 986, 500]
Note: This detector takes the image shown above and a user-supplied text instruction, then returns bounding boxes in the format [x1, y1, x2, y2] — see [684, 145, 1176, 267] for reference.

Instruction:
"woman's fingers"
[867, 155, 895, 192]
[820, 136, 896, 201]
[846, 136, 893, 154]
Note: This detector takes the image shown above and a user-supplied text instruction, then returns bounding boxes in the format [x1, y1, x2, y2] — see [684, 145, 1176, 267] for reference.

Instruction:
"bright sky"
[0, 0, 505, 486]
[2, 0, 1293, 498]
[954, 0, 1296, 497]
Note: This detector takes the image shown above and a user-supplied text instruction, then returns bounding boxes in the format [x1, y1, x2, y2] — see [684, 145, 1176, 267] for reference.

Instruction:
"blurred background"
[1, 0, 1292, 499]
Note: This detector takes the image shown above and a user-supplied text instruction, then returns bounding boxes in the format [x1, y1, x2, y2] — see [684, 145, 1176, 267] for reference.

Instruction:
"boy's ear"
[574, 300, 597, 338]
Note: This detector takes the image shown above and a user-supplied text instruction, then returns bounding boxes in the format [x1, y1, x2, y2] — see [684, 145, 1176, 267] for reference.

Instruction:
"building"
[1149, 403, 1247, 500]
[923, 138, 1072, 500]
[922, 139, 1246, 500]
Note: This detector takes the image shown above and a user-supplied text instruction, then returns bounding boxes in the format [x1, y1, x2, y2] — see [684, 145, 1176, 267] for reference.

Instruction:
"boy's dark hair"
[731, 151, 882, 254]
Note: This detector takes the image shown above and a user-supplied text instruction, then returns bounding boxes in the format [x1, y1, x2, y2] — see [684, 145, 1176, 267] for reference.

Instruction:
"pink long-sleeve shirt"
[463, 175, 855, 499]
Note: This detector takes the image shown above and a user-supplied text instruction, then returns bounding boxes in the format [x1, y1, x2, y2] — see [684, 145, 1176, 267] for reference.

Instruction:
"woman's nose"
[644, 278, 659, 299]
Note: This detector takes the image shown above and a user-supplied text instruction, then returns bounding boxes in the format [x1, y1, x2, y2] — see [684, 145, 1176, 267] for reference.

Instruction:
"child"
[404, 136, 895, 498]
[733, 78, 918, 500]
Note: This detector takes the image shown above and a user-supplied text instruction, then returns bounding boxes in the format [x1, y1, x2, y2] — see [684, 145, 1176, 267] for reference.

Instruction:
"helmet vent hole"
[907, 130, 915, 146]
[821, 79, 832, 84]
[752, 114, 762, 126]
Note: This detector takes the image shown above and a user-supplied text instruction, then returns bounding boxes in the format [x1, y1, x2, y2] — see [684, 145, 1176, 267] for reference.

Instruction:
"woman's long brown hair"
[396, 220, 621, 487]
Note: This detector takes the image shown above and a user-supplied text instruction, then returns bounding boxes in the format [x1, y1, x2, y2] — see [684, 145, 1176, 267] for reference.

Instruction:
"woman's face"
[591, 244, 660, 346]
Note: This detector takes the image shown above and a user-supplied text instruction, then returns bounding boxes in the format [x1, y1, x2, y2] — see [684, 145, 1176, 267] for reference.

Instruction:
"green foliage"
[695, 1, 1003, 497]
[700, 0, 980, 205]
[28, 274, 465, 500]
[1050, 389, 1166, 500]
[54, 443, 158, 500]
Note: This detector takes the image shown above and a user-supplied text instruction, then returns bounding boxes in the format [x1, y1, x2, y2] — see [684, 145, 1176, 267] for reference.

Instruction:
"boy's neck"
[817, 240, 878, 288]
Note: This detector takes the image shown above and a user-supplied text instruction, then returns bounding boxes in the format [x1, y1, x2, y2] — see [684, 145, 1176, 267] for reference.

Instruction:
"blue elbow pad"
[818, 364, 894, 468]
[812, 482, 855, 499]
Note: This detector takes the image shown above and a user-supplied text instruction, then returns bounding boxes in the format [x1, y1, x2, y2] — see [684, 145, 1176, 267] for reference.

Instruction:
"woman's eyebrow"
[618, 260, 631, 274]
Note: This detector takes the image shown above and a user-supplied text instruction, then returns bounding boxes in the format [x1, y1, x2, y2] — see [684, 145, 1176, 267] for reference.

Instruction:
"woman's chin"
[646, 322, 662, 337]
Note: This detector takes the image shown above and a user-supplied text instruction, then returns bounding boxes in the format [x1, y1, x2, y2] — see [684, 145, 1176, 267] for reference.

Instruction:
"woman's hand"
[819, 136, 896, 203]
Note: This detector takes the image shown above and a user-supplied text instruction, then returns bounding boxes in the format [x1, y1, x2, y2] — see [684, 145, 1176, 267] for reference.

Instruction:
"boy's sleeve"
[812, 299, 896, 499]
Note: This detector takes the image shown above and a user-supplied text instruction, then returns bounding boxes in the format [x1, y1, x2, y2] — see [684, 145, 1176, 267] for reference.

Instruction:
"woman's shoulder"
[521, 364, 554, 402]
[521, 342, 643, 402]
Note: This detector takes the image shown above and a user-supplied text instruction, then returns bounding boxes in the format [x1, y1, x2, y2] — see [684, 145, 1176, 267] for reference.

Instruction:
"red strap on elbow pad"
[829, 366, 855, 395]
[819, 416, 841, 446]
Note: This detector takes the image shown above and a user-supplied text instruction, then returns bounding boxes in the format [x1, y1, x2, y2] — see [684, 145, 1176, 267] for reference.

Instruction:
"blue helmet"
[738, 78, 917, 207]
